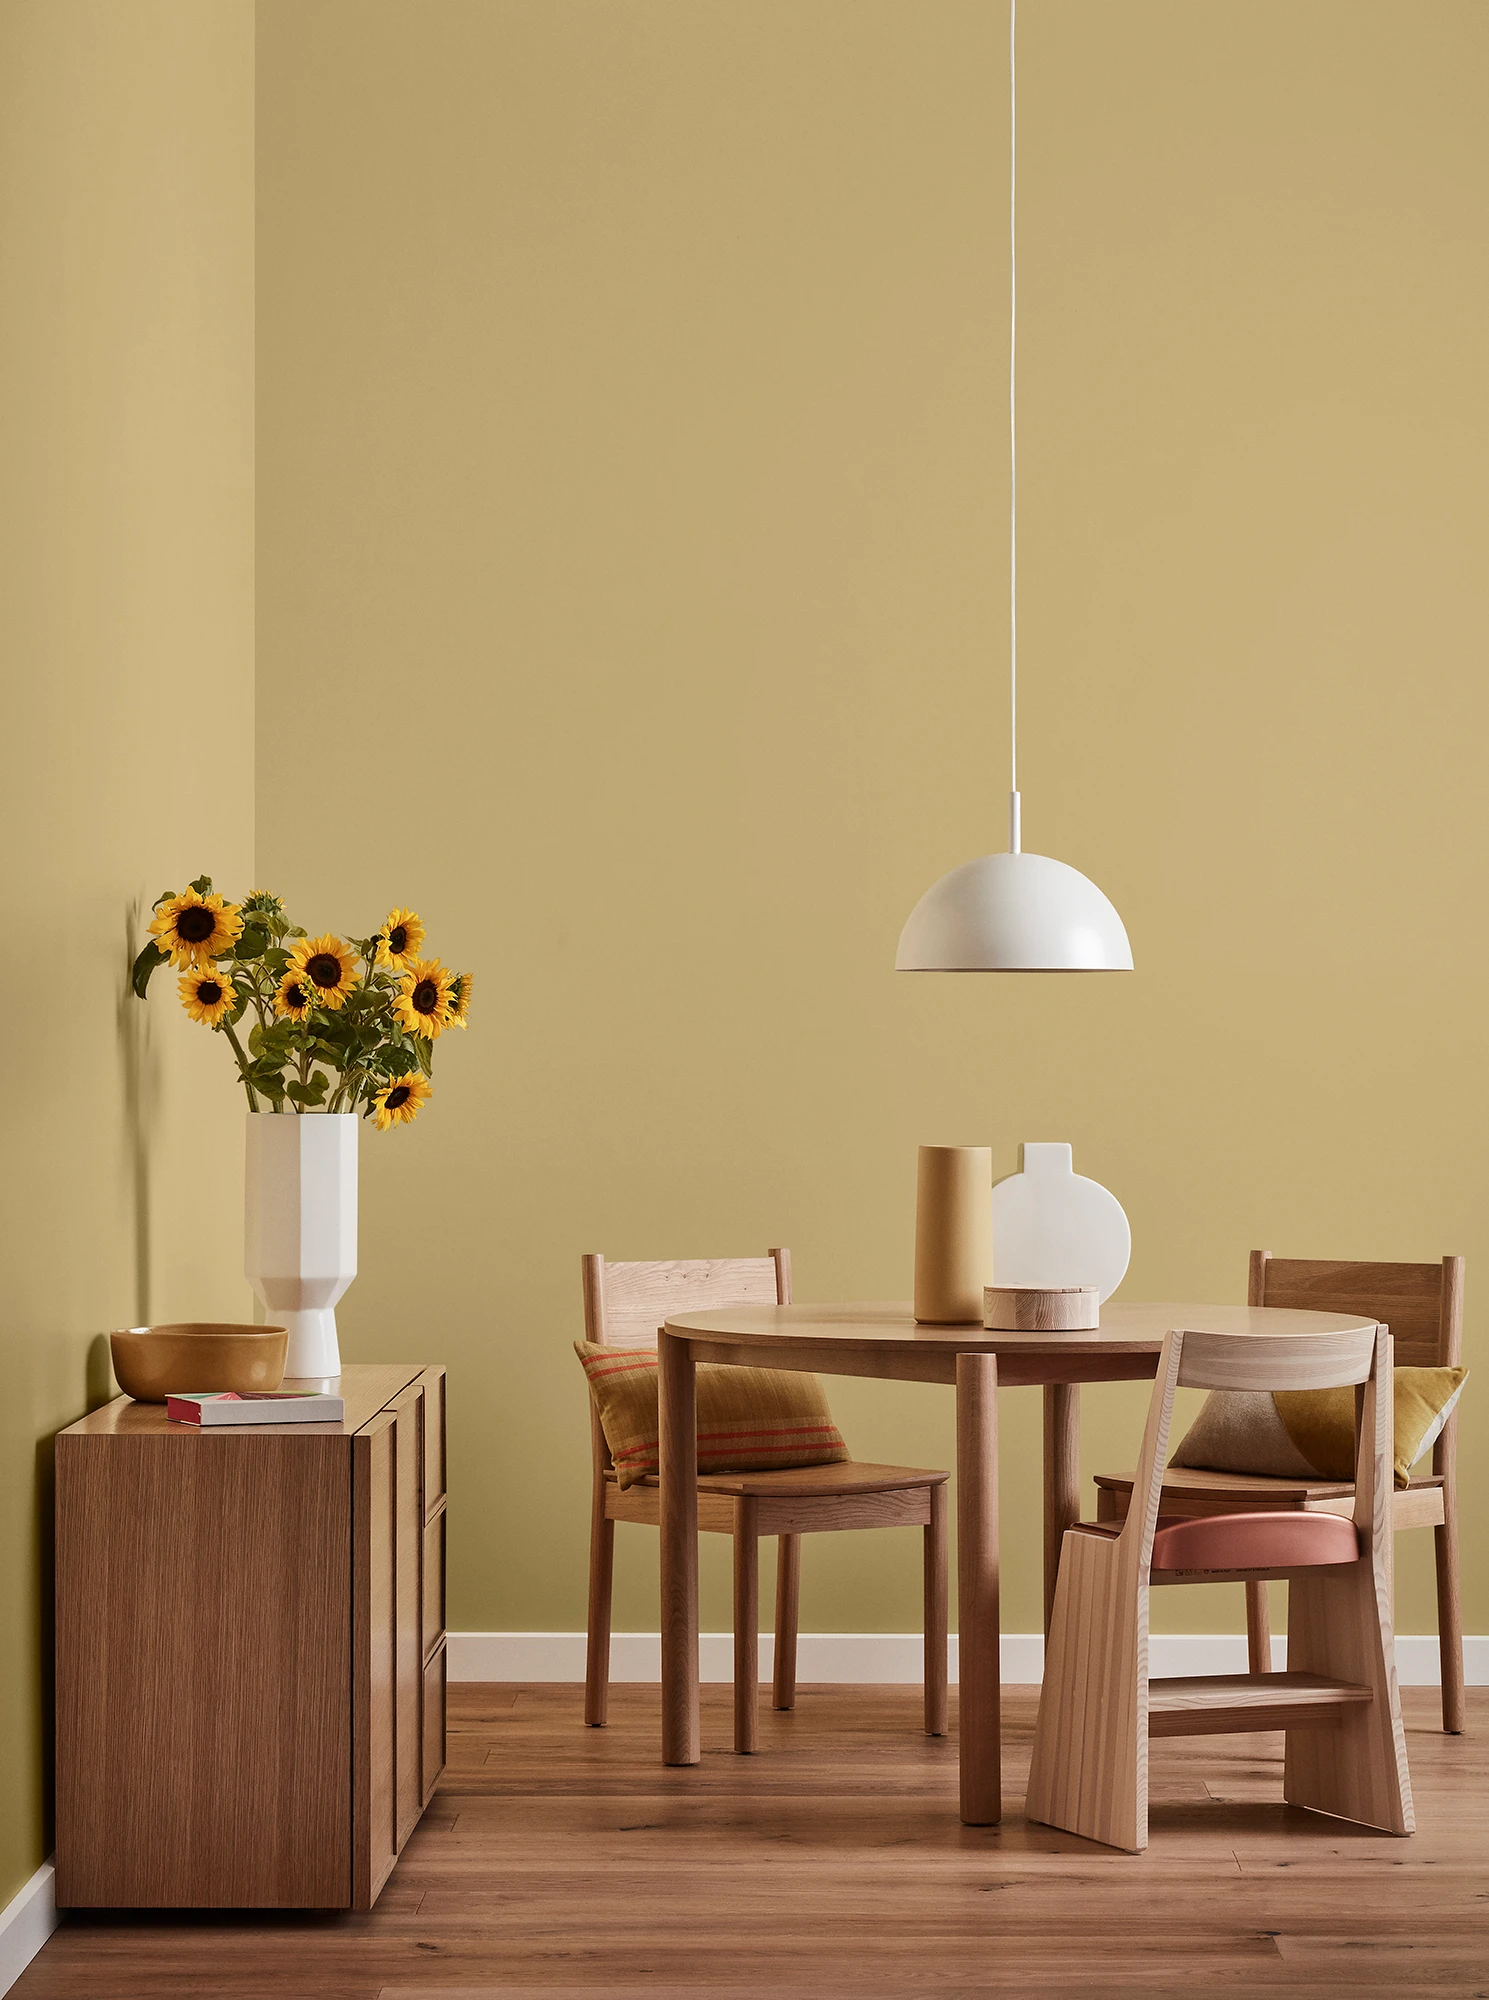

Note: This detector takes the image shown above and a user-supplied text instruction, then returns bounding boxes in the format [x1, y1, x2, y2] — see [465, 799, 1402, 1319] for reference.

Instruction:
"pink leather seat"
[1150, 1510, 1359, 1574]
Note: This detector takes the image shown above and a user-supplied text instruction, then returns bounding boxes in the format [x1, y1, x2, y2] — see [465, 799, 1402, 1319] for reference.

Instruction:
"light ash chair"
[1028, 1320, 1413, 1853]
[1094, 1253, 1465, 1731]
[582, 1249, 949, 1753]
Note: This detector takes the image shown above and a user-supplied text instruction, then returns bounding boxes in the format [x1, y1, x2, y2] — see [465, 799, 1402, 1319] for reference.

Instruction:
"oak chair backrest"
[1250, 1251, 1463, 1369]
[581, 1249, 792, 1350]
[1121, 1323, 1392, 1579]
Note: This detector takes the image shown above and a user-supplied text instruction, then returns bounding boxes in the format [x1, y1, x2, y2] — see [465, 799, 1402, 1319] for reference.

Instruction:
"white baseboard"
[0, 1861, 55, 1999]
[448, 1630, 1485, 1686]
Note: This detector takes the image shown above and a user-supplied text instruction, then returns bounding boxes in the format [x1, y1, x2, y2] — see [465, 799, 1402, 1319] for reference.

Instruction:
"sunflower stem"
[221, 1018, 262, 1112]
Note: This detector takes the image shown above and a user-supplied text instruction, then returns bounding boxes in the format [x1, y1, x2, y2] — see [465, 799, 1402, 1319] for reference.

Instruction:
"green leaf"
[152, 887, 178, 911]
[248, 1022, 266, 1057]
[382, 1044, 418, 1077]
[236, 927, 269, 960]
[188, 875, 213, 895]
[285, 1075, 330, 1106]
[130, 940, 169, 999]
[263, 948, 291, 970]
[415, 1035, 434, 1078]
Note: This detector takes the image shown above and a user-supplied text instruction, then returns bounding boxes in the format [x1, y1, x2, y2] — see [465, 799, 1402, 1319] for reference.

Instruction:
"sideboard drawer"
[423, 1365, 446, 1519]
[422, 1641, 447, 1810]
[423, 1507, 446, 1660]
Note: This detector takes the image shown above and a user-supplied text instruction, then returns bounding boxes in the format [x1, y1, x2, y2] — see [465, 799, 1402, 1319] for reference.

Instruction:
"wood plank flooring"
[17, 1684, 1488, 1998]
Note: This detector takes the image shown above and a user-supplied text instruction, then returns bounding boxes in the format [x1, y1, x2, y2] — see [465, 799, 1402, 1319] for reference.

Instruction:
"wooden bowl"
[983, 1286, 1100, 1333]
[109, 1323, 288, 1402]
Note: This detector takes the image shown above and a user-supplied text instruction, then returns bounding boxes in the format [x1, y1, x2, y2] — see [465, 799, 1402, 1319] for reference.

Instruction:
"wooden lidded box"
[54, 1363, 446, 1910]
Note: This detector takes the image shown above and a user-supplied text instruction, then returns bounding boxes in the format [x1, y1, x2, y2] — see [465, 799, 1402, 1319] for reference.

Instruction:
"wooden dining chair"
[1028, 1320, 1413, 1852]
[582, 1249, 949, 1753]
[1094, 1254, 1465, 1731]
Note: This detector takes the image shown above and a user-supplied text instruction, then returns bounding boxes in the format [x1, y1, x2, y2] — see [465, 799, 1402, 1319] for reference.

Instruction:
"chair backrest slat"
[1250, 1252, 1463, 1368]
[1175, 1326, 1378, 1394]
[582, 1250, 790, 1349]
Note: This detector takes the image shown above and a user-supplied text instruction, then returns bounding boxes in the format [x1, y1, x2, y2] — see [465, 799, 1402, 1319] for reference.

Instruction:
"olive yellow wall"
[0, 1, 255, 1902]
[256, 0, 1488, 1651]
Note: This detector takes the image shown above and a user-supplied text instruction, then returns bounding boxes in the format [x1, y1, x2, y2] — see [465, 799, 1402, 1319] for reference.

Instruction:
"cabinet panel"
[393, 1383, 425, 1850]
[422, 1641, 447, 1807]
[56, 1432, 351, 1908]
[353, 1412, 398, 1911]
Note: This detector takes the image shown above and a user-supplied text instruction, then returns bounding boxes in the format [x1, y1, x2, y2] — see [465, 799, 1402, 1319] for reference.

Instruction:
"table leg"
[956, 1351, 1000, 1826]
[1042, 1383, 1081, 1637]
[659, 1329, 700, 1765]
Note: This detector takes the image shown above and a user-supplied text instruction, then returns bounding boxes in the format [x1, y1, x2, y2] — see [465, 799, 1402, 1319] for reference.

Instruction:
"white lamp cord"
[1008, 0, 1021, 855]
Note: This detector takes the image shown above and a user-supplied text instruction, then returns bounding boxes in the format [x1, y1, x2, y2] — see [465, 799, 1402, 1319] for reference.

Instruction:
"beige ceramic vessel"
[109, 1323, 289, 1402]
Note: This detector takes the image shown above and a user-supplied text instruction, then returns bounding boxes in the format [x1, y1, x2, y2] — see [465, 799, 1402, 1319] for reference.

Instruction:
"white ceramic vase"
[244, 1111, 358, 1382]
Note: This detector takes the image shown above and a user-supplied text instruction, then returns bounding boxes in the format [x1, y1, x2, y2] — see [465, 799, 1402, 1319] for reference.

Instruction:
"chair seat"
[1095, 1465, 1356, 1506]
[606, 1459, 948, 1498]
[1150, 1509, 1360, 1573]
[1094, 1464, 1446, 1530]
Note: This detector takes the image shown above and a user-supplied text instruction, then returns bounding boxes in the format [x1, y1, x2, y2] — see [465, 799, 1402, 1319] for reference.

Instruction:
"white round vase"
[244, 1111, 358, 1382]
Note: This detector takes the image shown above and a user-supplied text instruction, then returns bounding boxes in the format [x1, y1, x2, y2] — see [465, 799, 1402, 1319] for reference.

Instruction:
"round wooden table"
[657, 1298, 1380, 1824]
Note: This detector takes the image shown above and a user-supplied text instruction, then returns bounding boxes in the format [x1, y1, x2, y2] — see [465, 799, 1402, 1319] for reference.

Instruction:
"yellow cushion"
[1171, 1367, 1467, 1491]
[1274, 1367, 1467, 1488]
[575, 1342, 850, 1490]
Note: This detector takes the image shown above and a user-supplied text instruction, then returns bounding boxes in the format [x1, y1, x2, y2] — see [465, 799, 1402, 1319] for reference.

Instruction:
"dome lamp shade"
[896, 847, 1133, 972]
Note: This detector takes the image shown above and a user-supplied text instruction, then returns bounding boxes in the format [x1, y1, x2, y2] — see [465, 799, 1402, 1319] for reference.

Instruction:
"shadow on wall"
[33, 1437, 55, 1853]
[119, 901, 157, 1328]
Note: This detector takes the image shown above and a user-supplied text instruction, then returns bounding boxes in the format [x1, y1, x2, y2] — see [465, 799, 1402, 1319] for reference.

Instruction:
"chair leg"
[1435, 1489, 1465, 1734]
[1285, 1563, 1413, 1835]
[734, 1500, 759, 1753]
[1245, 1580, 1272, 1674]
[584, 1503, 615, 1728]
[1026, 1530, 1146, 1852]
[772, 1534, 800, 1710]
[924, 1482, 948, 1737]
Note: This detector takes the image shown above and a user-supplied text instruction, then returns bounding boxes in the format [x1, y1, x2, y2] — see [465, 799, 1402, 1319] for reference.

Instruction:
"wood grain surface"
[64, 1365, 424, 1437]
[58, 1364, 446, 1914]
[17, 1681, 1486, 1998]
[55, 1428, 352, 1907]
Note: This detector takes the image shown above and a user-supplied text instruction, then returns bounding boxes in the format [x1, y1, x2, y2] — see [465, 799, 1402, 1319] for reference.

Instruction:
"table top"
[664, 1299, 1378, 1360]
[57, 1364, 424, 1439]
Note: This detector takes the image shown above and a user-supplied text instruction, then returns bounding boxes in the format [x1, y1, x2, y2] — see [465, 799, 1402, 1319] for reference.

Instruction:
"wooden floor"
[18, 1684, 1488, 1998]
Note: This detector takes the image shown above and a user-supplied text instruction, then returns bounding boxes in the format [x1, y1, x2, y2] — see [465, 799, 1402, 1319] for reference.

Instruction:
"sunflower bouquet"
[132, 878, 472, 1130]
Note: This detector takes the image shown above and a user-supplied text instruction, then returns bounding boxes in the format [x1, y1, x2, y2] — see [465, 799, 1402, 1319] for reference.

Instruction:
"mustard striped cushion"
[575, 1342, 849, 1489]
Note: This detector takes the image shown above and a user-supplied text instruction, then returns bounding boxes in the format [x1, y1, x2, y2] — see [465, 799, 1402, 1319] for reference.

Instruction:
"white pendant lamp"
[896, 1, 1132, 975]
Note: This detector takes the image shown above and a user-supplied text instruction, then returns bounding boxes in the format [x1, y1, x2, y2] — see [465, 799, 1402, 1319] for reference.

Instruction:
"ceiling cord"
[1008, 0, 1020, 853]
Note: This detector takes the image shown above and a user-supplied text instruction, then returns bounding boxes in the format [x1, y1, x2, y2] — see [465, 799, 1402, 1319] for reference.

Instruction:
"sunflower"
[371, 1071, 431, 1131]
[150, 889, 242, 969]
[287, 934, 358, 1010]
[274, 972, 315, 1022]
[375, 907, 426, 971]
[446, 971, 474, 1028]
[178, 967, 236, 1028]
[392, 958, 456, 1039]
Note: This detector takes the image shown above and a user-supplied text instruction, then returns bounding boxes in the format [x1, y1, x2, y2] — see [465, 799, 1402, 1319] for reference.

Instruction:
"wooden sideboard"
[54, 1363, 447, 1909]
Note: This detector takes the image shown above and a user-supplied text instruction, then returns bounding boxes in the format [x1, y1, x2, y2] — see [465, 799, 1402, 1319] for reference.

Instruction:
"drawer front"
[422, 1641, 447, 1808]
[422, 1509, 446, 1663]
[423, 1367, 446, 1519]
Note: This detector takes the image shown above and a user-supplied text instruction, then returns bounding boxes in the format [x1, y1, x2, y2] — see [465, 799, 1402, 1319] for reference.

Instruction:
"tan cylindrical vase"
[914, 1145, 994, 1324]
